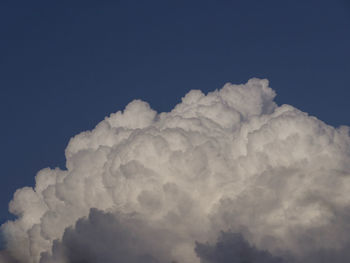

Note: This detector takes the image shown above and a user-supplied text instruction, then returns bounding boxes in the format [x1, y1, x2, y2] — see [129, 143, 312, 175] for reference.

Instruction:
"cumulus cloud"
[1, 78, 350, 263]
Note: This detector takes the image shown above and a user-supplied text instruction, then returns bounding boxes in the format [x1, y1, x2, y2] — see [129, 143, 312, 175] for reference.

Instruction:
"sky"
[0, 0, 350, 257]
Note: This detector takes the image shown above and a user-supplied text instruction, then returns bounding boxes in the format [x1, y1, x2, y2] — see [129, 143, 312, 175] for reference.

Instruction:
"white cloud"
[1, 78, 350, 263]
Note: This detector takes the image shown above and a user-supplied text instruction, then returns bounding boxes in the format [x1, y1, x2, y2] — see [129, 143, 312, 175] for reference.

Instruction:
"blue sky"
[0, 0, 349, 228]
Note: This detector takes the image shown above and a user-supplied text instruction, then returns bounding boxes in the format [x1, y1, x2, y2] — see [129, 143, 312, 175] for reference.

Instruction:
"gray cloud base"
[195, 232, 284, 263]
[40, 209, 164, 263]
[1, 79, 350, 263]
[195, 232, 350, 263]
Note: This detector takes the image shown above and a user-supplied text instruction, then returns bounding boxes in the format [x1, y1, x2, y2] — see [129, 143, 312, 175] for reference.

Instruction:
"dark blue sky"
[0, 0, 349, 227]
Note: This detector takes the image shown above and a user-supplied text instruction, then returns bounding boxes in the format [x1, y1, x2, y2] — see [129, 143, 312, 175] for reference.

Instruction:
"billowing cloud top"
[1, 79, 350, 263]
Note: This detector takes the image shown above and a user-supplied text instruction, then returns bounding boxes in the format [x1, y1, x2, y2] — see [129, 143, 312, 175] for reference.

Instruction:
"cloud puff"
[1, 78, 350, 263]
[40, 208, 169, 263]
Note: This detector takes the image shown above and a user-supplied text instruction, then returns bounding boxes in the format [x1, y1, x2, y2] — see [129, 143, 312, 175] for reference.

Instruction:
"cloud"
[0, 250, 18, 263]
[1, 78, 350, 263]
[195, 231, 284, 263]
[40, 208, 166, 263]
